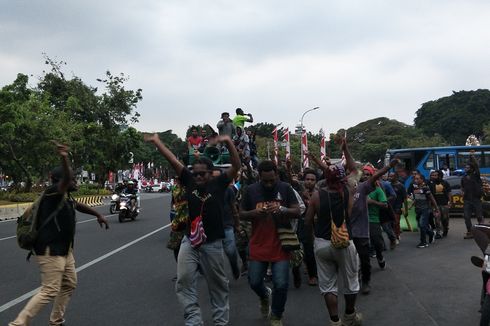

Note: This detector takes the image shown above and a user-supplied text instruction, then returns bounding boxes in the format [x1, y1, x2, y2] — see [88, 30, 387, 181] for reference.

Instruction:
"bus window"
[437, 154, 456, 170]
[458, 151, 482, 168]
[482, 152, 490, 168]
[424, 153, 434, 170]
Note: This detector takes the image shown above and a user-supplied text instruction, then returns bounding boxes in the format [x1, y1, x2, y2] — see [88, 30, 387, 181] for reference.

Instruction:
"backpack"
[16, 192, 66, 255]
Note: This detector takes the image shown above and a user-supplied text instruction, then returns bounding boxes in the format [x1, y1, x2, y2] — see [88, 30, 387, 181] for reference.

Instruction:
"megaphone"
[204, 146, 221, 164]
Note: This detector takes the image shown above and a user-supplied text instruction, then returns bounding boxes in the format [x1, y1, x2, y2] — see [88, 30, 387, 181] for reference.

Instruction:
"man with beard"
[462, 155, 484, 239]
[240, 160, 300, 326]
[145, 133, 240, 326]
[9, 142, 109, 326]
[428, 170, 451, 238]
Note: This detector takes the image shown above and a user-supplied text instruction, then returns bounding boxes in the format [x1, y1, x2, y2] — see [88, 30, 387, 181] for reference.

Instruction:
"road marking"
[0, 215, 119, 241]
[0, 223, 171, 313]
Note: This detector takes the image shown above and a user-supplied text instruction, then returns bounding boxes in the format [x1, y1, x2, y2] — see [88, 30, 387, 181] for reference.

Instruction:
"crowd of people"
[149, 117, 489, 326]
[9, 112, 490, 326]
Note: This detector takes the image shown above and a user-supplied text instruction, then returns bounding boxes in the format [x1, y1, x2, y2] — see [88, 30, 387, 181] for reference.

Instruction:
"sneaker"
[270, 314, 283, 326]
[361, 283, 371, 295]
[292, 266, 302, 288]
[330, 319, 342, 326]
[377, 258, 386, 269]
[429, 231, 435, 244]
[308, 276, 318, 286]
[435, 233, 443, 239]
[390, 240, 396, 250]
[342, 311, 363, 326]
[260, 287, 272, 318]
[471, 256, 484, 268]
[464, 232, 474, 239]
[395, 239, 400, 245]
[443, 230, 448, 237]
[416, 242, 428, 248]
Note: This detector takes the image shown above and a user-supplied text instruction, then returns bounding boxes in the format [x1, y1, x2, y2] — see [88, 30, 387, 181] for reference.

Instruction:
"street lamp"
[300, 106, 320, 171]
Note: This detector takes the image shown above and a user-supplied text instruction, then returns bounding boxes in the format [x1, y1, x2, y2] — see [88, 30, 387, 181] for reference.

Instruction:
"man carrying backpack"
[9, 141, 109, 326]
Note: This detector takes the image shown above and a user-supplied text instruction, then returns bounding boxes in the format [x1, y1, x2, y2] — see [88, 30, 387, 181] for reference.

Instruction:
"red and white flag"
[282, 128, 290, 161]
[272, 127, 279, 165]
[320, 129, 326, 161]
[302, 130, 309, 168]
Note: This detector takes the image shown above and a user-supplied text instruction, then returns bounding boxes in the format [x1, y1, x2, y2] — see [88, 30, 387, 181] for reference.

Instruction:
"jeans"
[416, 208, 433, 244]
[248, 260, 289, 318]
[464, 199, 484, 232]
[223, 226, 240, 278]
[176, 237, 229, 326]
[381, 221, 397, 242]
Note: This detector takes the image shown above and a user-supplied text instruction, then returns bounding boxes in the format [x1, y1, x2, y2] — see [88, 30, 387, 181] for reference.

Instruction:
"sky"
[2, 0, 490, 139]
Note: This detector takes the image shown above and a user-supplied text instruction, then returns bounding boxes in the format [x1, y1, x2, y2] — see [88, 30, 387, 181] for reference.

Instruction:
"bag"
[326, 190, 350, 249]
[276, 223, 301, 252]
[189, 203, 207, 248]
[330, 220, 350, 249]
[16, 192, 65, 252]
[167, 230, 185, 250]
[379, 203, 396, 224]
[289, 248, 304, 268]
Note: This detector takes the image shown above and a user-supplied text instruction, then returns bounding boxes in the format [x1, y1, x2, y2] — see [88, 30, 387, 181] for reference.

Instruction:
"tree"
[414, 89, 490, 145]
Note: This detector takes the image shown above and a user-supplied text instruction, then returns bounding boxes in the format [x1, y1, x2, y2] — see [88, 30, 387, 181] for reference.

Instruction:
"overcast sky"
[2, 0, 490, 139]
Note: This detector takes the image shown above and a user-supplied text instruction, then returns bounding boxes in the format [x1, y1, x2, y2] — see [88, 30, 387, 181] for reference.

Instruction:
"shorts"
[314, 237, 360, 295]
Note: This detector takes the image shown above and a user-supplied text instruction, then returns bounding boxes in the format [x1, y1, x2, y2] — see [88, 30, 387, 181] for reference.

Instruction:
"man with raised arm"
[9, 142, 108, 326]
[145, 133, 240, 326]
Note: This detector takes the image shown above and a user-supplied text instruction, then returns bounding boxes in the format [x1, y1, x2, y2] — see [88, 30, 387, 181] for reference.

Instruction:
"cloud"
[1, 0, 490, 139]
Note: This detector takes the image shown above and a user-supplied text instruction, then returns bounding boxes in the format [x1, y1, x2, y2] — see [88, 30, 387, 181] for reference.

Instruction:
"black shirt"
[180, 168, 231, 242]
[391, 182, 407, 211]
[429, 180, 451, 205]
[222, 187, 236, 228]
[34, 185, 76, 256]
[316, 188, 349, 240]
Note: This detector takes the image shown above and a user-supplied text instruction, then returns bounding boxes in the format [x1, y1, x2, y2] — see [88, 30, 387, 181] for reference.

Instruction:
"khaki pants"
[9, 249, 77, 326]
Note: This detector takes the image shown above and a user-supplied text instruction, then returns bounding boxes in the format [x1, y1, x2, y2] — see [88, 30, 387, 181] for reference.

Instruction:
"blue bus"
[384, 145, 490, 187]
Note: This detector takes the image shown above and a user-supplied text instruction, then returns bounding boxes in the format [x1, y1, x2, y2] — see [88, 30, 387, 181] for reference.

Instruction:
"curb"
[0, 195, 109, 221]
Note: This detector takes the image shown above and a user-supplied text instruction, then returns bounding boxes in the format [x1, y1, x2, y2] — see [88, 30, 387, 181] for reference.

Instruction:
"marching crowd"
[8, 109, 488, 326]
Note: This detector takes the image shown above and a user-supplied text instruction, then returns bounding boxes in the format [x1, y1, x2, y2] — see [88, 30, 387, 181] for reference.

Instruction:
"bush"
[8, 192, 40, 202]
[72, 184, 111, 196]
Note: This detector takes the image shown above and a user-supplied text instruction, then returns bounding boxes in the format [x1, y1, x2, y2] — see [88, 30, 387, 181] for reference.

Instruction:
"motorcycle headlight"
[120, 201, 126, 207]
[112, 194, 118, 200]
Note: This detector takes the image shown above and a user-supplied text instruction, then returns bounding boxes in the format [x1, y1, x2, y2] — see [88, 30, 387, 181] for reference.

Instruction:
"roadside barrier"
[0, 195, 107, 221]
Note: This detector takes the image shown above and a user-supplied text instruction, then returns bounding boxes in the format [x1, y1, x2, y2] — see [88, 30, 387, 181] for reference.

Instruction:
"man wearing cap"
[217, 112, 236, 138]
[9, 142, 109, 326]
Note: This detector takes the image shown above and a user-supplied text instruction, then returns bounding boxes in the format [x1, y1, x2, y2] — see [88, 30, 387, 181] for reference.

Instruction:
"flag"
[319, 128, 326, 161]
[272, 127, 279, 165]
[282, 128, 290, 161]
[302, 130, 309, 168]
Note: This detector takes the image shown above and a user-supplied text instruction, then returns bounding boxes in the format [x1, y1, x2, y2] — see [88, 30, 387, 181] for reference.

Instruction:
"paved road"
[0, 192, 485, 325]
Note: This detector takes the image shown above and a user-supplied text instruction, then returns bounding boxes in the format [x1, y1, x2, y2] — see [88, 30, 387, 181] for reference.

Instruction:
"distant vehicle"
[445, 175, 490, 219]
[385, 145, 490, 188]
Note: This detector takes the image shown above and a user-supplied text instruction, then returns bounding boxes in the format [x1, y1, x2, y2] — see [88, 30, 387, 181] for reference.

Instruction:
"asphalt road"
[0, 192, 485, 325]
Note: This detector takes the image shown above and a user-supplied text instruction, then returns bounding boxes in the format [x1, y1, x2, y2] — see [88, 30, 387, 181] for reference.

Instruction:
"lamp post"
[300, 106, 319, 171]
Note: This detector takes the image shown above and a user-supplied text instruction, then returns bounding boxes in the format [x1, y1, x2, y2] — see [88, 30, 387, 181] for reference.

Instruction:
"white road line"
[0, 215, 119, 241]
[0, 223, 171, 313]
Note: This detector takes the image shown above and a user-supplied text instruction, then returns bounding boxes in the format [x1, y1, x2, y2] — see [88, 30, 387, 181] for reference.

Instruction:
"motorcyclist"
[122, 180, 140, 213]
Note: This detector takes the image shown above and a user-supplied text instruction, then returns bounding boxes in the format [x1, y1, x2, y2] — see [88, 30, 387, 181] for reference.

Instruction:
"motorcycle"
[109, 193, 120, 214]
[471, 224, 490, 325]
[118, 193, 138, 223]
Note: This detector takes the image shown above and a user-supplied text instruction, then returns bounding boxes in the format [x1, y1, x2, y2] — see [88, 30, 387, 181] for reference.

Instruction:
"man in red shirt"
[240, 160, 300, 326]
[187, 127, 203, 151]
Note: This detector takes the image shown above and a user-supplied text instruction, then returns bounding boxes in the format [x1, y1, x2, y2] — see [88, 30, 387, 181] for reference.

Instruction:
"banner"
[302, 130, 309, 168]
[282, 128, 290, 161]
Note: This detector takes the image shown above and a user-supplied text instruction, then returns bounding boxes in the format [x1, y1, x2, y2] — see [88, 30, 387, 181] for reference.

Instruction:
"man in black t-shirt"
[428, 170, 451, 238]
[145, 133, 240, 326]
[9, 142, 108, 326]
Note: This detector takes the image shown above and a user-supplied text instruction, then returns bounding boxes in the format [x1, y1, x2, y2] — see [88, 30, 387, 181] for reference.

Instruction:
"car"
[445, 175, 490, 218]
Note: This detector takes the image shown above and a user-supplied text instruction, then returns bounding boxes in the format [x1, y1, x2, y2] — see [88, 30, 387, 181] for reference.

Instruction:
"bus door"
[415, 151, 434, 181]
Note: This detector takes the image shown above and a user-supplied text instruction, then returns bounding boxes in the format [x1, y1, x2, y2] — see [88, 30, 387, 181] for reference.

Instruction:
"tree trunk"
[9, 143, 33, 192]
